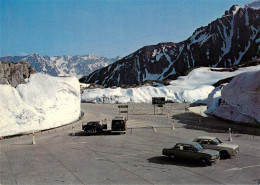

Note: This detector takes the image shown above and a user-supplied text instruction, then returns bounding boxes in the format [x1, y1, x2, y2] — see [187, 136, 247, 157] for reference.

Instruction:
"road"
[1, 103, 260, 184]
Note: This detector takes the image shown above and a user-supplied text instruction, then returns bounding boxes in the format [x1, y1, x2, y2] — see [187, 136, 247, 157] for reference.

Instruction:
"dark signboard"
[118, 105, 128, 108]
[152, 97, 165, 105]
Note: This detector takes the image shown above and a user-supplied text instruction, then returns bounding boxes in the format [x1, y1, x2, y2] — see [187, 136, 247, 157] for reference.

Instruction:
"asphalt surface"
[1, 103, 260, 185]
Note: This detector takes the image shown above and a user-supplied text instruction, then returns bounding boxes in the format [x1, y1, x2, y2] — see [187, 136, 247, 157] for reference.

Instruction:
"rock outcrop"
[0, 62, 36, 87]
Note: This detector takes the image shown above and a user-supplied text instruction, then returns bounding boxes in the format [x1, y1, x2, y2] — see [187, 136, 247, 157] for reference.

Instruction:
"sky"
[0, 0, 254, 58]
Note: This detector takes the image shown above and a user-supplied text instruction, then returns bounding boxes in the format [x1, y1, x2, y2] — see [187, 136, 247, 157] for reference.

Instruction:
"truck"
[111, 116, 127, 134]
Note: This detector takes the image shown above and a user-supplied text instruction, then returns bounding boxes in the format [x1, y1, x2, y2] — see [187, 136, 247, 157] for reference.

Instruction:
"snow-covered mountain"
[0, 53, 119, 78]
[83, 2, 260, 87]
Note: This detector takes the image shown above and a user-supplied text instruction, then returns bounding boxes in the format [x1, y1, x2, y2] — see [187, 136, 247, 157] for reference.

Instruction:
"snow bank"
[0, 74, 80, 137]
[82, 85, 214, 103]
[205, 86, 223, 114]
[82, 65, 260, 104]
[207, 70, 260, 125]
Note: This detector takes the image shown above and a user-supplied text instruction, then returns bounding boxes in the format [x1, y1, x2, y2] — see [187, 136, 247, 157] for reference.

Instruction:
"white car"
[193, 136, 239, 159]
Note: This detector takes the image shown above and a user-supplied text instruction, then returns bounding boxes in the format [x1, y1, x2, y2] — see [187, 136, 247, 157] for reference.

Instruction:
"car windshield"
[213, 138, 222, 144]
[88, 122, 98, 126]
[193, 143, 203, 151]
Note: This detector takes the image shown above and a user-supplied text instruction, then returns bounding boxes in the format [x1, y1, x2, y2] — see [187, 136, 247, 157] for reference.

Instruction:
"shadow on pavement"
[172, 112, 260, 136]
[147, 156, 203, 168]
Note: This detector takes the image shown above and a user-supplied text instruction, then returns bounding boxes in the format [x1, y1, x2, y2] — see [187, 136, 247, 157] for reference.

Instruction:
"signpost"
[152, 97, 165, 115]
[118, 105, 129, 120]
[152, 97, 165, 105]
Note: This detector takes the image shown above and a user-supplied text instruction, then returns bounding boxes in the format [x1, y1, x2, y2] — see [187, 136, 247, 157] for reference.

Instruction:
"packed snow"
[81, 65, 260, 104]
[207, 70, 260, 124]
[0, 74, 81, 137]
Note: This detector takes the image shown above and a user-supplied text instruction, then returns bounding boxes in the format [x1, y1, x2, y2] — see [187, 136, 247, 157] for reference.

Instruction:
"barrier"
[32, 132, 36, 145]
[172, 121, 175, 130]
[228, 128, 232, 141]
[72, 123, 75, 136]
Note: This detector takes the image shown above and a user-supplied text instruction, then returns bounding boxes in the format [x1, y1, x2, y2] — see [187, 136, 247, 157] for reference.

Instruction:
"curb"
[0, 111, 85, 140]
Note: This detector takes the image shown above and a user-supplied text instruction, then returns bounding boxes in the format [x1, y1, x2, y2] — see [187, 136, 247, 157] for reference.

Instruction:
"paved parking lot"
[1, 103, 260, 184]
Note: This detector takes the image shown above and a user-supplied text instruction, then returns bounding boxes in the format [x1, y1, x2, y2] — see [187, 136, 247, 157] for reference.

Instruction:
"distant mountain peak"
[243, 0, 260, 9]
[28, 53, 40, 57]
[0, 54, 118, 78]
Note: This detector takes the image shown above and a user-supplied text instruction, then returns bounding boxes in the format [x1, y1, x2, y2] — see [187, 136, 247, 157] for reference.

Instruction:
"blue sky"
[0, 0, 253, 58]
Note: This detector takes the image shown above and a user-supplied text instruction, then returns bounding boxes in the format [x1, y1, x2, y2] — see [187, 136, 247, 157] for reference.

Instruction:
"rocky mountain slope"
[83, 2, 260, 87]
[0, 53, 118, 78]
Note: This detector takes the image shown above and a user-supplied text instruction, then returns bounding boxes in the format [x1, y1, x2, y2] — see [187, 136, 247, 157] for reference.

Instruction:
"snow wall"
[207, 70, 260, 125]
[82, 66, 260, 104]
[0, 74, 81, 137]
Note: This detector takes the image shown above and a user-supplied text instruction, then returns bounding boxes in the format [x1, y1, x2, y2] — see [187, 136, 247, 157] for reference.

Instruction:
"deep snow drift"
[0, 74, 81, 137]
[207, 70, 260, 124]
[81, 65, 260, 104]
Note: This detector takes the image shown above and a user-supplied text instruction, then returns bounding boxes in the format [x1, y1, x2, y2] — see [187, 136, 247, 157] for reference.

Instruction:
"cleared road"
[1, 103, 260, 184]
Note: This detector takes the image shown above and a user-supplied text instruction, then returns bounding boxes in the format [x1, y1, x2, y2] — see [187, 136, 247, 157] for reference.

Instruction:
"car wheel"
[200, 158, 209, 167]
[220, 150, 230, 159]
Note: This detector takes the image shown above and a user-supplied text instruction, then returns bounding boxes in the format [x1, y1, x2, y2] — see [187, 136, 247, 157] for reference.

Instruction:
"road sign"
[152, 97, 165, 105]
[118, 105, 128, 108]
[118, 105, 128, 120]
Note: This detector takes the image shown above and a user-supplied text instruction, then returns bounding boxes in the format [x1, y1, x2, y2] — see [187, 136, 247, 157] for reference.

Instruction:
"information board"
[152, 97, 165, 105]
[118, 105, 128, 108]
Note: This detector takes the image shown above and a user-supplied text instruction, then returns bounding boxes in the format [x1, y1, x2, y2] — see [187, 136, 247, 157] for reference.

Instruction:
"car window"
[183, 145, 194, 151]
[174, 144, 182, 150]
[200, 140, 208, 144]
[193, 143, 203, 151]
[213, 138, 222, 144]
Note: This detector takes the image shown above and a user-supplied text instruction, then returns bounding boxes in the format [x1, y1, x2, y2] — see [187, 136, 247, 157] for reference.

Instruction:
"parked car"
[193, 136, 239, 159]
[82, 121, 103, 134]
[162, 141, 219, 166]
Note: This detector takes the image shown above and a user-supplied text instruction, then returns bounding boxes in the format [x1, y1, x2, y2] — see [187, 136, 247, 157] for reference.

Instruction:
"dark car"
[82, 121, 103, 134]
[162, 141, 219, 166]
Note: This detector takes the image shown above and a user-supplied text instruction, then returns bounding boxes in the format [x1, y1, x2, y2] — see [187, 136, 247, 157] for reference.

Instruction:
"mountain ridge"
[83, 3, 260, 87]
[0, 53, 119, 78]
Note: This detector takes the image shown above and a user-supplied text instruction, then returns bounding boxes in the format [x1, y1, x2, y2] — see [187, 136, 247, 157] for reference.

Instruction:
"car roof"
[113, 116, 126, 120]
[176, 141, 200, 146]
[194, 136, 216, 140]
[87, 121, 100, 124]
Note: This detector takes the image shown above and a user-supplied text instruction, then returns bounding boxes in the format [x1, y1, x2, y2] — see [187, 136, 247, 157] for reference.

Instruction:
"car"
[162, 141, 219, 166]
[82, 121, 103, 134]
[193, 136, 239, 159]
